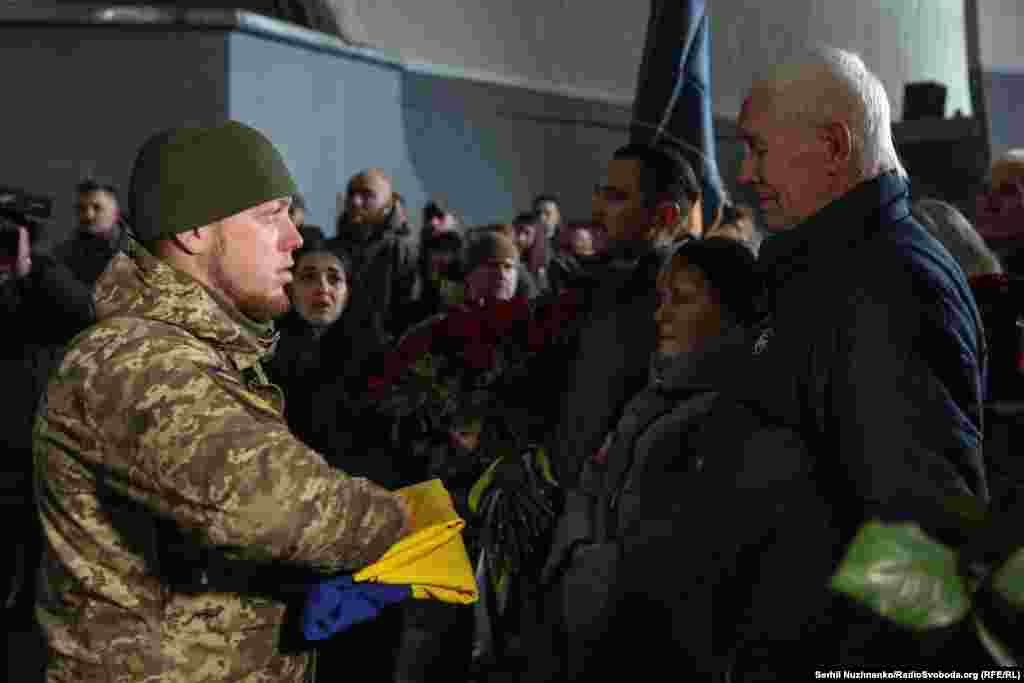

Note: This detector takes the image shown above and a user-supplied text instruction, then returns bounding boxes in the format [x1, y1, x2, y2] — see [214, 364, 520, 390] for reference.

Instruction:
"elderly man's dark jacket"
[616, 172, 989, 680]
[330, 208, 420, 385]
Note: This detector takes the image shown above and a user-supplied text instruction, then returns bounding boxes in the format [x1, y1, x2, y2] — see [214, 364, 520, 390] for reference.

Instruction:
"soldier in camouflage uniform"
[32, 121, 409, 682]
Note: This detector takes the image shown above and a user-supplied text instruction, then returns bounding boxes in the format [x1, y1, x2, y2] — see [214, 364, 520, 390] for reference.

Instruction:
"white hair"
[997, 148, 1024, 164]
[753, 45, 907, 181]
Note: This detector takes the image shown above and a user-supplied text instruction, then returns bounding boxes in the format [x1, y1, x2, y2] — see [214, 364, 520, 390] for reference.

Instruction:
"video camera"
[0, 185, 53, 263]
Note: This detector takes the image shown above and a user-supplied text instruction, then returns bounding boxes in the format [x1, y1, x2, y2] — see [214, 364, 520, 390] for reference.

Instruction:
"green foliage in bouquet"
[363, 293, 584, 621]
[831, 495, 1024, 666]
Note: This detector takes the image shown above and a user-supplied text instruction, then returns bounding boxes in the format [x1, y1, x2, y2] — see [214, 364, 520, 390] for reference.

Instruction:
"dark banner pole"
[631, 0, 724, 228]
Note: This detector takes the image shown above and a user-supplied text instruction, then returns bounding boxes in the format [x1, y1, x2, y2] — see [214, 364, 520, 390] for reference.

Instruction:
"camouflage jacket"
[33, 245, 407, 682]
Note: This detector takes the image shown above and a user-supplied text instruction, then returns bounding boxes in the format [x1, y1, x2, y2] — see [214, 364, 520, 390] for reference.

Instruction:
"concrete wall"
[0, 23, 227, 247]
[0, 17, 633, 247]
[226, 31, 418, 233]
[224, 27, 633, 234]
[976, 0, 1024, 69]
[333, 0, 973, 119]
[974, 0, 1024, 159]
[4, 1, 1015, 246]
[984, 71, 1024, 159]
[227, 27, 749, 235]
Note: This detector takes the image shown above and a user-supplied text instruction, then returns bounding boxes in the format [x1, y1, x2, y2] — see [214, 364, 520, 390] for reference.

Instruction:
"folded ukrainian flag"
[354, 478, 478, 605]
[303, 479, 478, 640]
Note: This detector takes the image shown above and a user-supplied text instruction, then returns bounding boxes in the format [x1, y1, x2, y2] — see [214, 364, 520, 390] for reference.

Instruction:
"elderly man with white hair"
[605, 46, 990, 680]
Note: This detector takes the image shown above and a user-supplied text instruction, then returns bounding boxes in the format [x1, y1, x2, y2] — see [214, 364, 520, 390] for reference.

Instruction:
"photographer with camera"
[1, 188, 95, 625]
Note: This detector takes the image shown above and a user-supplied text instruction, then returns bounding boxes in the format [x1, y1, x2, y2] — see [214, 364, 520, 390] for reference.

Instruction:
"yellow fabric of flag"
[353, 478, 478, 604]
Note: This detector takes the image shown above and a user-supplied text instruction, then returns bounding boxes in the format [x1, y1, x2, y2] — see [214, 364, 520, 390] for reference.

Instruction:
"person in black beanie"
[540, 237, 763, 681]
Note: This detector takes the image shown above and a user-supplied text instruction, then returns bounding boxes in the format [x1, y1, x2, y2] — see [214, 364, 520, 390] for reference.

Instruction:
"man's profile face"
[593, 158, 653, 245]
[208, 197, 302, 322]
[736, 92, 830, 231]
[345, 172, 393, 227]
[77, 189, 119, 237]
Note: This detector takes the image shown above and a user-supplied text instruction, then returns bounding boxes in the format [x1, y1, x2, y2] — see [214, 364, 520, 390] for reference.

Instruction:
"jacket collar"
[93, 242, 277, 371]
[758, 171, 911, 292]
[652, 322, 749, 393]
[75, 223, 128, 253]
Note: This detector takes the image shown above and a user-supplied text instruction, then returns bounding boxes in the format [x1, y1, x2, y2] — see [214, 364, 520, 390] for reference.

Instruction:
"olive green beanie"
[129, 120, 297, 242]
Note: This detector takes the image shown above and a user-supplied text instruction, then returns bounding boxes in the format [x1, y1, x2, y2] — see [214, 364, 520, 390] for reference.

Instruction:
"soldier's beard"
[208, 231, 291, 324]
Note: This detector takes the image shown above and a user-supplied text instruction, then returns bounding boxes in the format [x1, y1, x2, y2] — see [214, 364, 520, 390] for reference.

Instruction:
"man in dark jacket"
[626, 46, 989, 680]
[329, 168, 420, 385]
[545, 143, 704, 488]
[52, 179, 131, 292]
[522, 142, 703, 681]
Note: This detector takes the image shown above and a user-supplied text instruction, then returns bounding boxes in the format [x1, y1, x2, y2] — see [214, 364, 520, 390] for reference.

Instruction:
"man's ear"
[821, 120, 853, 172]
[172, 225, 216, 256]
[687, 199, 704, 238]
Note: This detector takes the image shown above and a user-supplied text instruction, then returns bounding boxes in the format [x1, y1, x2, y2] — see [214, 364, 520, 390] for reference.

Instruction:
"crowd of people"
[1, 44, 1023, 682]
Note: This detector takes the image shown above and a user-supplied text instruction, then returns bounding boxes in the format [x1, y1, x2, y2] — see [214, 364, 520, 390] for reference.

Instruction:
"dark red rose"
[969, 273, 1010, 293]
[485, 297, 530, 339]
[462, 341, 498, 371]
[591, 437, 611, 467]
[525, 289, 583, 351]
[526, 321, 547, 352]
[396, 324, 436, 366]
[443, 308, 485, 342]
[365, 375, 391, 400]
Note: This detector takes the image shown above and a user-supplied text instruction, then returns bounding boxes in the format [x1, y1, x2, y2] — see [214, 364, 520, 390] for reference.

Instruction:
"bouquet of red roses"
[365, 289, 586, 423]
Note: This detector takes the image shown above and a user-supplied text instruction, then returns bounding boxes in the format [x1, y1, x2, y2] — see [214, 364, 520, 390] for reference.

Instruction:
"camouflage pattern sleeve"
[43, 321, 406, 573]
